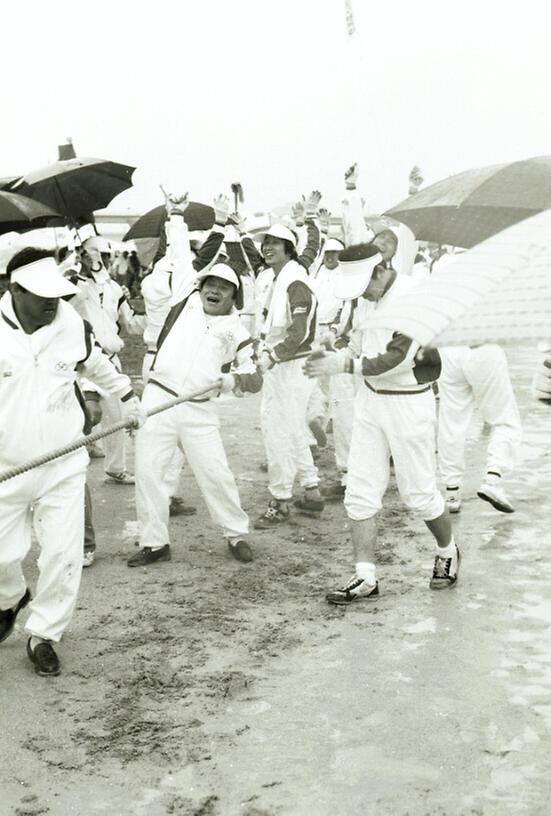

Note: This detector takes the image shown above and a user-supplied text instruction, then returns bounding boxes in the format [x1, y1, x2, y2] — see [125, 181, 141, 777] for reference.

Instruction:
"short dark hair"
[261, 235, 299, 262]
[374, 228, 398, 246]
[6, 247, 55, 276]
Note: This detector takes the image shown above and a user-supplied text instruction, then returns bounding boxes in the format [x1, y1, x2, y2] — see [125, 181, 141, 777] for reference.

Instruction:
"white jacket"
[0, 293, 132, 468]
[70, 268, 146, 355]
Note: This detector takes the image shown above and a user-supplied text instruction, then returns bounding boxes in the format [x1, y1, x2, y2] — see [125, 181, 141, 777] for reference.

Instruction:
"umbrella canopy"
[0, 191, 61, 236]
[123, 202, 215, 241]
[359, 209, 551, 348]
[385, 156, 551, 248]
[11, 158, 135, 221]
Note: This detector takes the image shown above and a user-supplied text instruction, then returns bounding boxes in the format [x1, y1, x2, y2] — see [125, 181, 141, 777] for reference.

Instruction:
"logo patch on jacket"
[2, 369, 13, 377]
[55, 361, 69, 371]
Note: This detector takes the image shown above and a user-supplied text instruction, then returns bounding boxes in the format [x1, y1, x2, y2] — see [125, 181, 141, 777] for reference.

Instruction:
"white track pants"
[135, 386, 249, 548]
[330, 373, 359, 482]
[438, 346, 522, 488]
[142, 351, 185, 498]
[101, 355, 126, 474]
[261, 359, 320, 500]
[0, 454, 86, 642]
[345, 387, 444, 521]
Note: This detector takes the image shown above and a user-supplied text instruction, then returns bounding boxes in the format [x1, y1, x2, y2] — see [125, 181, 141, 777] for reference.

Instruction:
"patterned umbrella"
[123, 201, 215, 241]
[11, 158, 135, 221]
[359, 209, 551, 347]
[0, 191, 61, 236]
[385, 156, 551, 248]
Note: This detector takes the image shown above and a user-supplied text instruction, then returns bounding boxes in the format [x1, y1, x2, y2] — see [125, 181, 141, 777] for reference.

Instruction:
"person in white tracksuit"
[438, 345, 522, 514]
[141, 194, 229, 517]
[253, 217, 325, 528]
[128, 228, 262, 567]
[304, 165, 459, 604]
[0, 249, 144, 676]
[69, 236, 147, 484]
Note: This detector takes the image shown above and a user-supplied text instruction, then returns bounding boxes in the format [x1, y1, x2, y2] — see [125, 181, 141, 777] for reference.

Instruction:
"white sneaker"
[326, 575, 379, 605]
[445, 493, 462, 514]
[430, 544, 460, 590]
[477, 479, 514, 513]
[83, 550, 95, 568]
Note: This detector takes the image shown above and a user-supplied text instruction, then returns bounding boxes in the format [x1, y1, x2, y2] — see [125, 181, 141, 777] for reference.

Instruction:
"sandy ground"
[2, 345, 551, 816]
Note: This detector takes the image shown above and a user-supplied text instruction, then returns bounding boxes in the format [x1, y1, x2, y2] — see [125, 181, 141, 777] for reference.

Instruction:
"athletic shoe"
[254, 500, 290, 529]
[83, 550, 95, 568]
[445, 493, 462, 514]
[308, 418, 327, 448]
[322, 482, 346, 501]
[27, 638, 61, 677]
[105, 471, 135, 485]
[227, 539, 253, 563]
[477, 480, 514, 513]
[294, 495, 325, 516]
[326, 576, 379, 606]
[429, 544, 461, 590]
[87, 443, 105, 459]
[169, 498, 197, 517]
[127, 544, 171, 567]
[0, 588, 31, 643]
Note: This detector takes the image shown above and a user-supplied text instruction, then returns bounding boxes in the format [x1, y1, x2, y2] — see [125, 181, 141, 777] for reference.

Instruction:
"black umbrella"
[123, 201, 215, 241]
[0, 191, 62, 236]
[385, 156, 551, 248]
[11, 158, 135, 222]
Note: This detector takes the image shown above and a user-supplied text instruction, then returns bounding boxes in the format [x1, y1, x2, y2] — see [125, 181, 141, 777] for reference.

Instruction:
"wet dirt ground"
[1, 345, 550, 815]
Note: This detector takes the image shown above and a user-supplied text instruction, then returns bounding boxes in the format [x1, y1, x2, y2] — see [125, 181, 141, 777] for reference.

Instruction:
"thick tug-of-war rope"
[0, 380, 222, 485]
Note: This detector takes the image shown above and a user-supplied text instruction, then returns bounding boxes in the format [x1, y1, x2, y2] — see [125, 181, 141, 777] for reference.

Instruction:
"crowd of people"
[1, 164, 549, 678]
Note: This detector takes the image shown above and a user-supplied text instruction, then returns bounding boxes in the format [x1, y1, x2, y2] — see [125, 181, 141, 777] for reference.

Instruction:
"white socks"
[436, 537, 456, 559]
[356, 561, 376, 586]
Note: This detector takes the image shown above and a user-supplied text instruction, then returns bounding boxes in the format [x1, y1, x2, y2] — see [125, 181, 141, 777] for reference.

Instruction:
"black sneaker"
[169, 498, 197, 517]
[429, 544, 461, 590]
[294, 495, 325, 516]
[326, 576, 379, 606]
[321, 483, 346, 501]
[27, 638, 61, 677]
[0, 588, 31, 643]
[254, 500, 290, 529]
[127, 544, 171, 567]
[227, 539, 254, 563]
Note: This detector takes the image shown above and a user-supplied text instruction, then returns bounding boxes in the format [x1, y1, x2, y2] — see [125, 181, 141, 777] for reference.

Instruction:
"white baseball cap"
[333, 244, 383, 300]
[253, 224, 298, 248]
[11, 257, 78, 298]
[324, 238, 345, 253]
[196, 263, 240, 289]
[83, 235, 111, 254]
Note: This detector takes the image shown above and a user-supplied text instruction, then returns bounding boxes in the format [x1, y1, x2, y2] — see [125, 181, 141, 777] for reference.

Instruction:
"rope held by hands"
[0, 380, 221, 485]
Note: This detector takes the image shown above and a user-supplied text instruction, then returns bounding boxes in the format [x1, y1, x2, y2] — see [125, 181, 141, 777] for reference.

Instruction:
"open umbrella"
[385, 156, 551, 248]
[11, 158, 135, 222]
[123, 201, 215, 241]
[0, 191, 62, 237]
[359, 209, 551, 347]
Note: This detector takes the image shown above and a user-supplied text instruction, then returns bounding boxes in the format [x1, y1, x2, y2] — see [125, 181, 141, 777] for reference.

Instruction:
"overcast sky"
[3, 0, 551, 217]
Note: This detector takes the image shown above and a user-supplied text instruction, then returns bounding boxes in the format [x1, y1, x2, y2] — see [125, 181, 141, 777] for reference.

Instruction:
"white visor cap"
[11, 257, 78, 298]
[333, 251, 383, 300]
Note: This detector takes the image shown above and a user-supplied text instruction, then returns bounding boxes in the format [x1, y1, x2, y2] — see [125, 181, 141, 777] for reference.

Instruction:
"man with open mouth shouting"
[128, 195, 262, 567]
